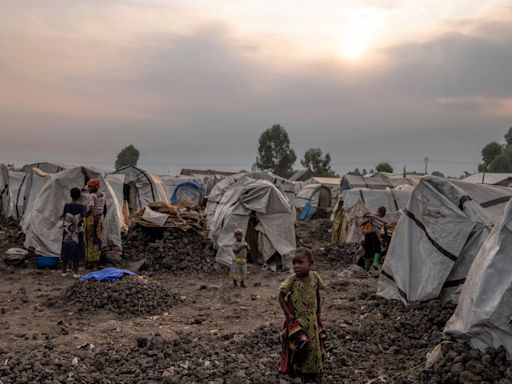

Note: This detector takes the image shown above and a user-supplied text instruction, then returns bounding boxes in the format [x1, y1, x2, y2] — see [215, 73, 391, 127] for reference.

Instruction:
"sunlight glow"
[342, 38, 367, 59]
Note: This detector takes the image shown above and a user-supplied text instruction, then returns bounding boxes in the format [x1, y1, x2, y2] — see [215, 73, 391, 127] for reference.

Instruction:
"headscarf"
[87, 179, 100, 190]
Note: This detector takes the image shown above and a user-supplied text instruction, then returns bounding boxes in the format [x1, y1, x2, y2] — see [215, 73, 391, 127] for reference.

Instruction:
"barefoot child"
[231, 229, 249, 287]
[61, 188, 87, 278]
[279, 248, 325, 383]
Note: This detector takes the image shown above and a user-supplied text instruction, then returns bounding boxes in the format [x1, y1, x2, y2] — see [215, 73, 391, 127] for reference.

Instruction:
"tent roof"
[462, 173, 512, 185]
[307, 177, 341, 185]
[289, 169, 312, 182]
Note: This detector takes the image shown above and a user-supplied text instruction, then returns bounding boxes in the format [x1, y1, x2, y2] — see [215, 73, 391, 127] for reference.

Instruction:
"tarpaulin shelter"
[377, 176, 512, 304]
[8, 162, 72, 219]
[295, 184, 333, 211]
[23, 167, 124, 257]
[171, 180, 205, 208]
[444, 199, 512, 358]
[112, 166, 169, 213]
[206, 175, 296, 270]
[341, 173, 420, 191]
[298, 177, 341, 210]
[331, 188, 412, 244]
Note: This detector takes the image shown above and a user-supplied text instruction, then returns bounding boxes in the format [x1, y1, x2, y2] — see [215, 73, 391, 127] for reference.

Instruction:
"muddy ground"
[1, 219, 511, 383]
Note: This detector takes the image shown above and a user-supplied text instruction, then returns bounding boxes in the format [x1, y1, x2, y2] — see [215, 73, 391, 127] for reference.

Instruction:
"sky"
[1, 0, 512, 177]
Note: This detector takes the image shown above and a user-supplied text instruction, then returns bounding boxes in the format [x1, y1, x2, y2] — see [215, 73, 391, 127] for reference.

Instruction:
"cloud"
[0, 2, 511, 176]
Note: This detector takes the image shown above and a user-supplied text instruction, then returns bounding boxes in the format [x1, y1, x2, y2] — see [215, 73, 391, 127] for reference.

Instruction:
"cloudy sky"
[1, 0, 511, 176]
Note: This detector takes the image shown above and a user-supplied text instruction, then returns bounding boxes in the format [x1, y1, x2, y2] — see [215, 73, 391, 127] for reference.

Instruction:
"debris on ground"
[319, 243, 362, 269]
[132, 202, 207, 233]
[0, 218, 25, 267]
[296, 218, 332, 249]
[50, 276, 182, 317]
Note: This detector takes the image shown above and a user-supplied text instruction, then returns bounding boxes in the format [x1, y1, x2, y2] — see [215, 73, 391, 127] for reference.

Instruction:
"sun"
[342, 38, 367, 60]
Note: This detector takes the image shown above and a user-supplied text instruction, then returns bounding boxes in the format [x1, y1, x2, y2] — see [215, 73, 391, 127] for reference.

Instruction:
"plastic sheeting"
[0, 164, 9, 216]
[445, 199, 512, 358]
[171, 181, 205, 208]
[377, 177, 511, 304]
[23, 167, 124, 257]
[80, 267, 137, 282]
[206, 175, 296, 269]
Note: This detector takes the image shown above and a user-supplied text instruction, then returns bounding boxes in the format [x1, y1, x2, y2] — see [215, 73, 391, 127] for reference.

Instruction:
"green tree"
[479, 141, 503, 171]
[376, 162, 394, 173]
[505, 127, 512, 146]
[488, 153, 512, 173]
[115, 145, 140, 170]
[300, 148, 338, 177]
[256, 124, 296, 178]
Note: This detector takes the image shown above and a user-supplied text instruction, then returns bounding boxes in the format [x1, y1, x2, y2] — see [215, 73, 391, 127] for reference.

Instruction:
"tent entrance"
[123, 183, 139, 214]
[246, 214, 261, 263]
[318, 187, 331, 209]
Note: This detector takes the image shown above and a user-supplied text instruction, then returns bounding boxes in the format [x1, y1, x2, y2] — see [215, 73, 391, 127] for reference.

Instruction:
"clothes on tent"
[279, 271, 326, 377]
[61, 202, 87, 262]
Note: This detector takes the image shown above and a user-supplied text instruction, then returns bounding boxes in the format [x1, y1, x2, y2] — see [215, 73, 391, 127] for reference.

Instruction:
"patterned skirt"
[86, 215, 104, 263]
[231, 257, 247, 282]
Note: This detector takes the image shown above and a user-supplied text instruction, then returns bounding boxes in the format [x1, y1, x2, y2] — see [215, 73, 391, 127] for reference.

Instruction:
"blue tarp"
[171, 181, 205, 206]
[299, 203, 317, 221]
[80, 267, 138, 282]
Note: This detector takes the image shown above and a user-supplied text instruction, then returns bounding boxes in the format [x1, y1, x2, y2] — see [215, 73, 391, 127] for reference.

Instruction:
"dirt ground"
[1, 219, 510, 383]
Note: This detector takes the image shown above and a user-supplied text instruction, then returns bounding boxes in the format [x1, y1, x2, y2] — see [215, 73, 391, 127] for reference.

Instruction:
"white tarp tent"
[378, 176, 512, 304]
[112, 166, 169, 212]
[295, 184, 333, 211]
[23, 167, 124, 257]
[444, 199, 512, 357]
[333, 188, 412, 244]
[206, 175, 296, 270]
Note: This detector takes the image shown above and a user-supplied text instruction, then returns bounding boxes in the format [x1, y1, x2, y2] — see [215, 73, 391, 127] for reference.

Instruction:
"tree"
[432, 171, 445, 177]
[480, 141, 503, 171]
[361, 169, 368, 176]
[256, 124, 296, 178]
[375, 162, 394, 173]
[488, 153, 512, 173]
[300, 148, 338, 177]
[505, 127, 512, 146]
[115, 145, 140, 170]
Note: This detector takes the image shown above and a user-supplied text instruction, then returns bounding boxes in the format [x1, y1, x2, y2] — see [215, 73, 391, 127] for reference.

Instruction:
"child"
[61, 188, 87, 278]
[231, 228, 249, 287]
[279, 248, 325, 383]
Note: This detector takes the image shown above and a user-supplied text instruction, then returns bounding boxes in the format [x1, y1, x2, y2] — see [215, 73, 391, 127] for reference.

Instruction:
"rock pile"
[58, 276, 182, 317]
[0, 218, 24, 254]
[318, 243, 361, 269]
[296, 218, 332, 249]
[413, 342, 512, 383]
[122, 225, 221, 275]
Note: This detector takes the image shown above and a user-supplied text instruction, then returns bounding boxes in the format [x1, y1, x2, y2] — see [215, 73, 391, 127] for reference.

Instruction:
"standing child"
[61, 188, 87, 278]
[231, 228, 249, 287]
[279, 248, 325, 384]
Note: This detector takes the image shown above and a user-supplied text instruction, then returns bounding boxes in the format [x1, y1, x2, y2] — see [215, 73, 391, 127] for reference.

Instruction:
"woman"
[61, 187, 87, 278]
[85, 179, 106, 269]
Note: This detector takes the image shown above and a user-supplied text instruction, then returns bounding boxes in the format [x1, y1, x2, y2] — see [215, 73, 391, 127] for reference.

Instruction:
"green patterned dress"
[279, 271, 326, 374]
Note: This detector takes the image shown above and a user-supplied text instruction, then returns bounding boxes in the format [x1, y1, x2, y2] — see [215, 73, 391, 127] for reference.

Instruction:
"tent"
[23, 167, 124, 257]
[295, 184, 333, 211]
[302, 177, 341, 209]
[331, 188, 413, 244]
[8, 163, 71, 220]
[171, 180, 205, 208]
[444, 199, 512, 357]
[462, 172, 512, 186]
[377, 176, 512, 304]
[112, 166, 169, 213]
[341, 173, 420, 191]
[206, 175, 296, 270]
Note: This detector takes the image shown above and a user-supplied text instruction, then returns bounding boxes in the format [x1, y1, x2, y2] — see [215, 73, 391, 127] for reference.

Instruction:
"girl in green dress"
[279, 248, 325, 383]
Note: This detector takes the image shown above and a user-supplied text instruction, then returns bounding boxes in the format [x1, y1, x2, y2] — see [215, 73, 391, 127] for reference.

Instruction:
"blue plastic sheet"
[299, 203, 317, 221]
[80, 267, 138, 282]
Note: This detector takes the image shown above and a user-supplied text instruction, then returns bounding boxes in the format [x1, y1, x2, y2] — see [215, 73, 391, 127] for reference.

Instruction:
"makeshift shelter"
[331, 188, 412, 244]
[171, 180, 205, 208]
[463, 172, 512, 186]
[8, 163, 71, 220]
[295, 184, 333, 211]
[377, 176, 512, 304]
[112, 166, 169, 213]
[444, 199, 512, 357]
[23, 167, 124, 257]
[206, 175, 296, 270]
[341, 173, 419, 191]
